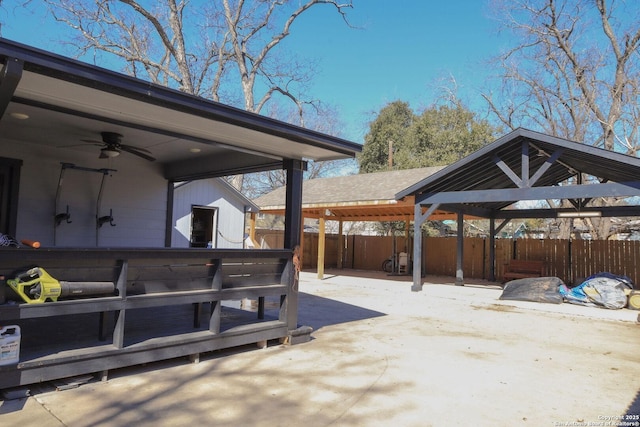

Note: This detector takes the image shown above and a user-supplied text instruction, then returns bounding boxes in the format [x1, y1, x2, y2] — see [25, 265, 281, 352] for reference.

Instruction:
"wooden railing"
[0, 248, 295, 389]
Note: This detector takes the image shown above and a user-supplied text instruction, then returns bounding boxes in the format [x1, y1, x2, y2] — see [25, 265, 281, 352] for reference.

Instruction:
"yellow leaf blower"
[7, 267, 115, 304]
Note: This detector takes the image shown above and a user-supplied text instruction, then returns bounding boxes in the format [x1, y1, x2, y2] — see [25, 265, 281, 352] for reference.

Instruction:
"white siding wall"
[172, 179, 247, 249]
[1, 139, 167, 247]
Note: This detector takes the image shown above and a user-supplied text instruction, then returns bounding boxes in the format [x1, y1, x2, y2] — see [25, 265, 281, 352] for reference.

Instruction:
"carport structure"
[397, 128, 640, 291]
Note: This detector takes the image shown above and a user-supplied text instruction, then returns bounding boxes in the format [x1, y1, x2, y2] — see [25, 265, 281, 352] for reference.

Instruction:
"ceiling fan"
[82, 132, 156, 162]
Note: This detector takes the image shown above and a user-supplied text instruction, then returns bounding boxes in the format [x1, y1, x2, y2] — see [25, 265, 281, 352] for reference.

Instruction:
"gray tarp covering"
[499, 277, 564, 304]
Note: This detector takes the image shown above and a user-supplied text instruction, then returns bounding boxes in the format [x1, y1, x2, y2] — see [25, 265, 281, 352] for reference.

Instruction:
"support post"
[113, 260, 128, 349]
[283, 160, 305, 250]
[317, 211, 326, 279]
[337, 219, 344, 269]
[412, 203, 439, 291]
[248, 212, 259, 247]
[412, 204, 424, 292]
[283, 159, 305, 331]
[165, 181, 175, 247]
[489, 217, 496, 281]
[456, 212, 464, 286]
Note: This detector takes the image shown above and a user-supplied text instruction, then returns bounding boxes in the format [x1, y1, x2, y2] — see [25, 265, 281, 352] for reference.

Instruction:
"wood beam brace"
[530, 148, 562, 186]
[494, 142, 567, 189]
[493, 154, 523, 188]
[419, 181, 640, 205]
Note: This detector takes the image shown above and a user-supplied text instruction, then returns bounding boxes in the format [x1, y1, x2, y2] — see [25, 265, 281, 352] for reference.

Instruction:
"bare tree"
[42, 1, 352, 111]
[484, 0, 640, 239]
[485, 0, 640, 150]
[38, 0, 353, 191]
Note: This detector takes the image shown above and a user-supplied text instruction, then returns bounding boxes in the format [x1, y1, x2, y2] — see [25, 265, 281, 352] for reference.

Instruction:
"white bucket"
[0, 325, 20, 365]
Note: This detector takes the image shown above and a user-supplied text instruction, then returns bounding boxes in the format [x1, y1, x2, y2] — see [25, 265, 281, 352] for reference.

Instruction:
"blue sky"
[289, 2, 503, 141]
[1, 1, 503, 143]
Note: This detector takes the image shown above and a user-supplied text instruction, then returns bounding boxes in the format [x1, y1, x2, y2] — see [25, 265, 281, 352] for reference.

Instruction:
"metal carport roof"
[397, 128, 640, 290]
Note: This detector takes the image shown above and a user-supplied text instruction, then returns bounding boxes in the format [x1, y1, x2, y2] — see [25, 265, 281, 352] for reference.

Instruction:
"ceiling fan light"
[10, 112, 29, 120]
[100, 148, 120, 158]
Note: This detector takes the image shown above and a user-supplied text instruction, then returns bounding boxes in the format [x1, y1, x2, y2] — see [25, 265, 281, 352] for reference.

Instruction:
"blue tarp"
[559, 273, 633, 310]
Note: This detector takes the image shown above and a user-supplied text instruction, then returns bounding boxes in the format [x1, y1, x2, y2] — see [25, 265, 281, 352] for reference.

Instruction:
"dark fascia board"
[164, 150, 284, 181]
[0, 38, 361, 158]
[435, 205, 640, 220]
[523, 128, 640, 165]
[416, 181, 640, 206]
[395, 128, 640, 200]
[394, 128, 526, 200]
[494, 205, 640, 219]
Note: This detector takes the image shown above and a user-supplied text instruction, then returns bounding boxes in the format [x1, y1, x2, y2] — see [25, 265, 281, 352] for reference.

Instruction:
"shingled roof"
[254, 166, 446, 221]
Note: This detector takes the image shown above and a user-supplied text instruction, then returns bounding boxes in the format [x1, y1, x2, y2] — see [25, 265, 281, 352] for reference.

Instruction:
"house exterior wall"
[171, 179, 247, 249]
[1, 138, 167, 248]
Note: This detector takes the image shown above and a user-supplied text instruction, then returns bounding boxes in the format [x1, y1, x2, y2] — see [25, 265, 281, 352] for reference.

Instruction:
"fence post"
[568, 239, 573, 285]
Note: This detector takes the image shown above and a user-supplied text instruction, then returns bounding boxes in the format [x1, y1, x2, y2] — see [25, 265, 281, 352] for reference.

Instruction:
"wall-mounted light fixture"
[557, 211, 602, 218]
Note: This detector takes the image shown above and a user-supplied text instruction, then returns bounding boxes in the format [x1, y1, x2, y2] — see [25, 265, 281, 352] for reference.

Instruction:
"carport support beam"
[489, 218, 496, 281]
[337, 220, 344, 269]
[317, 211, 326, 279]
[455, 212, 464, 286]
[412, 203, 439, 292]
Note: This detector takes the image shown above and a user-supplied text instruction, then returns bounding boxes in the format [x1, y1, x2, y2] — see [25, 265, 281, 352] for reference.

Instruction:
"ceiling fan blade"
[119, 145, 156, 161]
[121, 144, 152, 154]
[59, 142, 99, 149]
[81, 138, 104, 145]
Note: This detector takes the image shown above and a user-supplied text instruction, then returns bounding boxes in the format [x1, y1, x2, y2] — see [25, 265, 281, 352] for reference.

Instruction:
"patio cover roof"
[254, 166, 456, 222]
[0, 38, 361, 181]
[398, 128, 640, 219]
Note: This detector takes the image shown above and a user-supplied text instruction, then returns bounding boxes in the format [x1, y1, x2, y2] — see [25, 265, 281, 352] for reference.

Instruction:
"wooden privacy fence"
[255, 230, 640, 287]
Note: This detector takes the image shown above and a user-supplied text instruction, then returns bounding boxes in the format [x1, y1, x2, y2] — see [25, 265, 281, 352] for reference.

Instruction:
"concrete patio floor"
[1, 269, 639, 426]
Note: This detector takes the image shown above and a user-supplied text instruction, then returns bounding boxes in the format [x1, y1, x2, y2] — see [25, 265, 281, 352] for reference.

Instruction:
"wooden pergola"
[252, 167, 457, 278]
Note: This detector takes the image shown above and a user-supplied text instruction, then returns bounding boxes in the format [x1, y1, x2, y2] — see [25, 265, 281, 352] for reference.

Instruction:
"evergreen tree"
[360, 100, 498, 172]
[358, 101, 414, 173]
